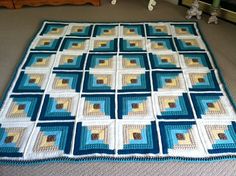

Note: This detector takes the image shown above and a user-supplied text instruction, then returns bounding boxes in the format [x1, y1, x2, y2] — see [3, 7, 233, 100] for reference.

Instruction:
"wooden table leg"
[0, 1, 15, 9]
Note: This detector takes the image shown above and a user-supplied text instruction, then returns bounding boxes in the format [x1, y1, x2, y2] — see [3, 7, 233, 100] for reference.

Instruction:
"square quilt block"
[0, 94, 42, 122]
[22, 52, 56, 70]
[152, 71, 186, 92]
[120, 24, 145, 37]
[145, 23, 171, 36]
[13, 70, 49, 93]
[159, 121, 205, 156]
[78, 94, 115, 120]
[174, 36, 205, 51]
[90, 38, 118, 52]
[66, 24, 93, 37]
[53, 52, 86, 70]
[39, 93, 79, 121]
[149, 52, 180, 69]
[147, 38, 175, 52]
[198, 121, 236, 154]
[40, 23, 68, 37]
[184, 69, 220, 91]
[120, 38, 146, 52]
[118, 53, 149, 70]
[0, 123, 34, 157]
[171, 23, 197, 36]
[93, 24, 118, 37]
[86, 54, 117, 71]
[191, 93, 236, 120]
[26, 122, 74, 159]
[154, 92, 194, 119]
[60, 38, 89, 52]
[118, 93, 154, 120]
[31, 37, 62, 51]
[179, 52, 213, 69]
[83, 71, 116, 92]
[47, 71, 82, 93]
[117, 70, 151, 92]
[74, 121, 115, 155]
[117, 121, 159, 154]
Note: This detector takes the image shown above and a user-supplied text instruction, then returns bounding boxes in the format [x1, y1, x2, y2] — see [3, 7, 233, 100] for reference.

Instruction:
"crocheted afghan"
[0, 21, 236, 164]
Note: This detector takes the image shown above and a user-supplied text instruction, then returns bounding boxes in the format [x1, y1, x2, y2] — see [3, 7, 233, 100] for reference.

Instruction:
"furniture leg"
[148, 0, 156, 11]
[185, 0, 202, 19]
[208, 0, 221, 24]
[111, 0, 116, 5]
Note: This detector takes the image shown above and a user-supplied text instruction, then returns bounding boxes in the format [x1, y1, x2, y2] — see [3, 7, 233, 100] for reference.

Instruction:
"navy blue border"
[0, 20, 236, 164]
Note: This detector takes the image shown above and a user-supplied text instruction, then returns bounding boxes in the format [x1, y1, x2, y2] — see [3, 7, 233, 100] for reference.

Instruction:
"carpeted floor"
[1, 161, 236, 176]
[0, 0, 236, 175]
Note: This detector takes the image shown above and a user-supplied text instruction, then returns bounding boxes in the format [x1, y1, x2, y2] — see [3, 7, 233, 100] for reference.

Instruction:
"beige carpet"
[0, 0, 236, 175]
[1, 161, 236, 176]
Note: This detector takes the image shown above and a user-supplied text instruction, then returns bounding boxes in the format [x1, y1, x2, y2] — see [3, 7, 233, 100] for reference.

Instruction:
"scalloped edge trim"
[0, 155, 236, 165]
